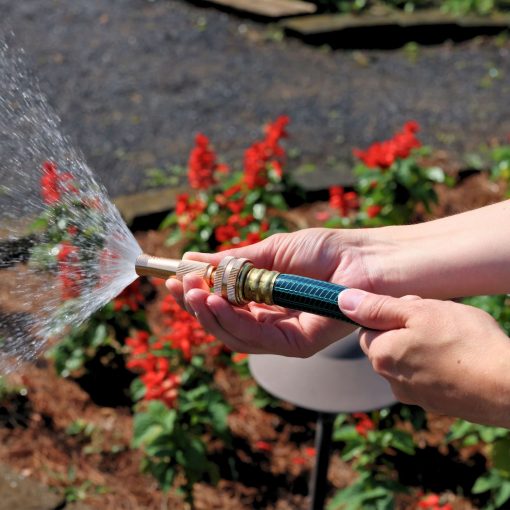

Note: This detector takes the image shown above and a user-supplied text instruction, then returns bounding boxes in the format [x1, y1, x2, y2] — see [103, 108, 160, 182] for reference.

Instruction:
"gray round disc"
[248, 331, 396, 414]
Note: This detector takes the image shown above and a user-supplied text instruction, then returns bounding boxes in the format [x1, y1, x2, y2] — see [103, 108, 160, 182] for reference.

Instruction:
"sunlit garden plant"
[324, 121, 450, 228]
[160, 116, 293, 253]
[29, 161, 108, 300]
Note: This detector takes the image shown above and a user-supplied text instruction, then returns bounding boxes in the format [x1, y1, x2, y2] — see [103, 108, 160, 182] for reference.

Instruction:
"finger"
[339, 289, 411, 331]
[165, 278, 185, 309]
[400, 295, 422, 301]
[359, 327, 410, 379]
[185, 290, 268, 354]
[182, 274, 211, 315]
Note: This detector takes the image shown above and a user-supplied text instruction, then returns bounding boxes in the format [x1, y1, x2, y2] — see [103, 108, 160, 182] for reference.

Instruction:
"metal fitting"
[135, 254, 215, 286]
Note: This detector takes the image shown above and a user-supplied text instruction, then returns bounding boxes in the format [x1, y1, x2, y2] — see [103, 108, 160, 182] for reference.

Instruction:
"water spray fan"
[135, 254, 357, 324]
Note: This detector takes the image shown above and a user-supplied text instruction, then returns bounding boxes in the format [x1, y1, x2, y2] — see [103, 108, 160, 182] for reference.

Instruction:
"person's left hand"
[338, 289, 510, 427]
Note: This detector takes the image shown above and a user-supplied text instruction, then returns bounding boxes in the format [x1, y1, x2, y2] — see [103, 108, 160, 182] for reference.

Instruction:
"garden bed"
[0, 165, 506, 509]
[0, 116, 509, 510]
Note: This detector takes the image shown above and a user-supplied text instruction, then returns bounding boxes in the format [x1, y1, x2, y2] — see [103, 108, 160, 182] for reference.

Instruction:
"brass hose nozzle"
[135, 254, 216, 286]
[134, 254, 277, 306]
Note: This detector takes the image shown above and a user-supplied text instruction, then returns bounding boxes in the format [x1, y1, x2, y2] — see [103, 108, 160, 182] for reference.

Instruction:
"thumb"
[338, 289, 410, 331]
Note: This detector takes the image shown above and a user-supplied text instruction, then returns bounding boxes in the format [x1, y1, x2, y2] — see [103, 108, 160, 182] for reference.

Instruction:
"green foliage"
[29, 200, 107, 277]
[329, 412, 415, 509]
[132, 355, 231, 500]
[65, 418, 126, 456]
[47, 466, 108, 503]
[50, 300, 148, 377]
[143, 165, 186, 189]
[309, 0, 506, 14]
[0, 376, 27, 401]
[441, 0, 496, 15]
[448, 419, 510, 508]
[490, 144, 510, 196]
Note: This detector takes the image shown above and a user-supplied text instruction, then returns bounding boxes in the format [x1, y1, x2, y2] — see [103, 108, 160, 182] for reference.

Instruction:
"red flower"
[125, 330, 181, 408]
[175, 194, 206, 232]
[40, 161, 60, 204]
[254, 441, 273, 452]
[243, 116, 289, 189]
[366, 205, 382, 218]
[160, 294, 216, 360]
[353, 412, 375, 437]
[40, 161, 78, 204]
[353, 121, 421, 169]
[232, 353, 248, 363]
[304, 447, 316, 457]
[291, 456, 306, 466]
[57, 242, 82, 299]
[215, 225, 240, 244]
[113, 280, 145, 312]
[227, 199, 245, 214]
[417, 493, 452, 510]
[329, 186, 359, 217]
[188, 133, 228, 190]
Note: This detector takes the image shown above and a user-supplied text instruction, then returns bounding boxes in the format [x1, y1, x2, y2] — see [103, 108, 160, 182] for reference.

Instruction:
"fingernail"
[339, 289, 367, 312]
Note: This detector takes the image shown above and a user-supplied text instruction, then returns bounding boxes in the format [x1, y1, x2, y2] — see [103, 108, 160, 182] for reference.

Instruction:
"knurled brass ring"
[213, 256, 236, 298]
[226, 258, 251, 305]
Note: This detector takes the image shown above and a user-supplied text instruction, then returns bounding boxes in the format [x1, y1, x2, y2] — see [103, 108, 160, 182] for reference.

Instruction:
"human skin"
[339, 289, 510, 427]
[166, 200, 510, 423]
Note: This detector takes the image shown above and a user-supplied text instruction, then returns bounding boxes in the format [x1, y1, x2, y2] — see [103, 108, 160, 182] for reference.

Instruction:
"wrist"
[355, 224, 437, 298]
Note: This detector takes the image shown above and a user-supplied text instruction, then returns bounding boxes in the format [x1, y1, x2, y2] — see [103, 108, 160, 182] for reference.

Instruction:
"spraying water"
[0, 40, 142, 371]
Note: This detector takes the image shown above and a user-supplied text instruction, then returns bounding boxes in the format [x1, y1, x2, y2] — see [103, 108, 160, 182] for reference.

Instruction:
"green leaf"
[425, 166, 446, 183]
[495, 481, 510, 507]
[333, 424, 359, 442]
[209, 401, 230, 435]
[91, 324, 108, 347]
[472, 472, 501, 494]
[389, 430, 415, 455]
[492, 437, 510, 476]
[164, 228, 183, 246]
[29, 216, 49, 232]
[159, 213, 178, 230]
[135, 424, 164, 447]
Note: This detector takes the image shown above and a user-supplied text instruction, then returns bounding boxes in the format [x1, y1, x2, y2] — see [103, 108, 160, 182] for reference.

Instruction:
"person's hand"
[166, 228, 384, 357]
[339, 289, 510, 426]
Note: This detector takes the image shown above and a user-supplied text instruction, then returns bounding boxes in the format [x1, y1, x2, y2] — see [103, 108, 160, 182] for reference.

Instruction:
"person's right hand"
[166, 228, 386, 357]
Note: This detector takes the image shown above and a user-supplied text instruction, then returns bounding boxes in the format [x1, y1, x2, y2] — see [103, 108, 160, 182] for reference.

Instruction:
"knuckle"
[369, 349, 394, 376]
[366, 296, 393, 323]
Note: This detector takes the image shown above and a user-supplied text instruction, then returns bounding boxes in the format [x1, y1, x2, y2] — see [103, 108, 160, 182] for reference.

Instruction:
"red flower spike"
[353, 412, 376, 437]
[57, 242, 82, 300]
[243, 116, 289, 189]
[366, 205, 382, 219]
[353, 121, 421, 169]
[188, 133, 222, 190]
[113, 280, 145, 312]
[40, 160, 78, 204]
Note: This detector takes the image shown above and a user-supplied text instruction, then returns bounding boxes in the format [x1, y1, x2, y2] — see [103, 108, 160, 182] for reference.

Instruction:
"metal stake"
[309, 412, 336, 510]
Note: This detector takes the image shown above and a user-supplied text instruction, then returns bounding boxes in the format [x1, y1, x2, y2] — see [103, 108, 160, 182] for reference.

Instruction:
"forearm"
[363, 200, 510, 299]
